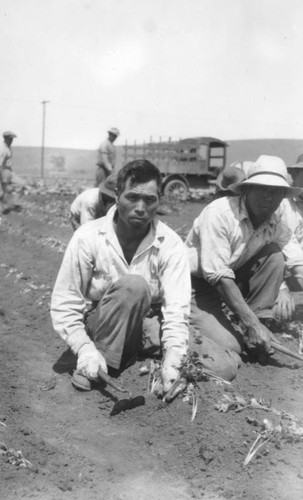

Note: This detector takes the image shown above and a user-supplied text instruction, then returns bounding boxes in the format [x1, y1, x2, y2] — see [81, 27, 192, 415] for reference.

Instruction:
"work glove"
[161, 347, 184, 394]
[77, 342, 107, 380]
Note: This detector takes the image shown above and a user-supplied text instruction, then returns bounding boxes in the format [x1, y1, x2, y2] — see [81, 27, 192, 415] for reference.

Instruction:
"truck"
[123, 136, 228, 200]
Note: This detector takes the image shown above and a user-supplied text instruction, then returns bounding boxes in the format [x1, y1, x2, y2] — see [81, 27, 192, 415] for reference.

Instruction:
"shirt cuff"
[66, 330, 93, 355]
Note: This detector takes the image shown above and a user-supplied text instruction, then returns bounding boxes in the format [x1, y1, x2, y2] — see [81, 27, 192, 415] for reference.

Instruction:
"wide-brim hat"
[229, 155, 303, 197]
[99, 173, 117, 199]
[108, 127, 120, 137]
[216, 166, 246, 191]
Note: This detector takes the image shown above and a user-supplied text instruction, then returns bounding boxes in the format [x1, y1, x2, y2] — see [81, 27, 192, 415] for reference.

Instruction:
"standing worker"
[0, 131, 17, 214]
[95, 127, 120, 186]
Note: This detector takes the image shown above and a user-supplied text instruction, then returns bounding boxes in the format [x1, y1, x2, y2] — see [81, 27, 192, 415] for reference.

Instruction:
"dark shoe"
[72, 370, 92, 391]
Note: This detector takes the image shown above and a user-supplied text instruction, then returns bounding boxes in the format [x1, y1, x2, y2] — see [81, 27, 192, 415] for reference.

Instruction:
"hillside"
[12, 138, 303, 181]
[226, 138, 303, 166]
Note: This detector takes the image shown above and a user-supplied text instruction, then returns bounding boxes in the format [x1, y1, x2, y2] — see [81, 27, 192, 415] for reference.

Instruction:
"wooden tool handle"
[271, 341, 303, 362]
[98, 368, 130, 394]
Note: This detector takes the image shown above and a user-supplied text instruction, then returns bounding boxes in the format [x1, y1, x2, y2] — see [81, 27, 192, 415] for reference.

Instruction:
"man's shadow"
[53, 348, 77, 375]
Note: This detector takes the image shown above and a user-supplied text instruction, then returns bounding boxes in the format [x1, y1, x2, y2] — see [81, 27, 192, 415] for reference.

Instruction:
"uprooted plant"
[215, 392, 303, 466]
[147, 352, 230, 421]
[243, 417, 303, 467]
[0, 442, 32, 468]
[215, 393, 297, 420]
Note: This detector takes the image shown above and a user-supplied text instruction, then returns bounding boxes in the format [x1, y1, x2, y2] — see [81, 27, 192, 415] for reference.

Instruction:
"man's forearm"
[215, 277, 259, 328]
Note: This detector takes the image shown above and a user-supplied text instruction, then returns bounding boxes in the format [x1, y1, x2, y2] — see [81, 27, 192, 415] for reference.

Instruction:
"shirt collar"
[99, 204, 165, 248]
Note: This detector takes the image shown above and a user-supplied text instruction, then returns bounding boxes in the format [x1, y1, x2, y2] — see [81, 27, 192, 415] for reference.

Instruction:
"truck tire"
[163, 179, 189, 201]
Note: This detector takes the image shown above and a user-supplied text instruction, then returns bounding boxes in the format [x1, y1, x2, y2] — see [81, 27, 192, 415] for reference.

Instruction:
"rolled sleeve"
[186, 206, 235, 286]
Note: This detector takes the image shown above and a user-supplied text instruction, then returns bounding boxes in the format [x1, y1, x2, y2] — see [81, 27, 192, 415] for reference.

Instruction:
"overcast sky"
[1, 0, 303, 149]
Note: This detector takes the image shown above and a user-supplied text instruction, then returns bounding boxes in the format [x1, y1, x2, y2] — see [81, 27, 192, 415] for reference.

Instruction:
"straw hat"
[229, 155, 303, 197]
[216, 166, 246, 191]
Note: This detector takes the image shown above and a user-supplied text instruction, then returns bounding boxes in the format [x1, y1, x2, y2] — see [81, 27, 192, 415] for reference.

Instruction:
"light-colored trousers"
[190, 243, 285, 381]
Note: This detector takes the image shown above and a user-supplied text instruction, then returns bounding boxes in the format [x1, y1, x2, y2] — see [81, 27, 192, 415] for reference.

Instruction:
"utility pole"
[41, 100, 49, 180]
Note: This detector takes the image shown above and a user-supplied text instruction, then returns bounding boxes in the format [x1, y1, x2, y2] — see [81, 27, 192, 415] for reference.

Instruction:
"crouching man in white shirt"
[51, 159, 191, 397]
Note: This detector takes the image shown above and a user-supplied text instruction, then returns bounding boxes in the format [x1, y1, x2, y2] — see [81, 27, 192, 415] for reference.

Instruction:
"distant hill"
[226, 139, 303, 167]
[12, 138, 303, 181]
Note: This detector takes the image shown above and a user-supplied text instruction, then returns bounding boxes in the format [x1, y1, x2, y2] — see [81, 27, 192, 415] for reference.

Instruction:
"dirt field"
[1, 192, 303, 500]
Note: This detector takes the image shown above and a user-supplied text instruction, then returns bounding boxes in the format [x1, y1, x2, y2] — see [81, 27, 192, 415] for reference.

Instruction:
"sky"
[1, 0, 303, 149]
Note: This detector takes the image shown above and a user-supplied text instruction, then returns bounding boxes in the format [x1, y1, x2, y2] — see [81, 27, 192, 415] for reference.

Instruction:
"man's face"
[4, 137, 13, 146]
[116, 178, 160, 230]
[245, 185, 286, 221]
[108, 133, 117, 143]
[289, 169, 303, 188]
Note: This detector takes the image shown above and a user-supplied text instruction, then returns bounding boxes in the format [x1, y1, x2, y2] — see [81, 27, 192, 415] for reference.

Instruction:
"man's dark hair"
[116, 159, 162, 196]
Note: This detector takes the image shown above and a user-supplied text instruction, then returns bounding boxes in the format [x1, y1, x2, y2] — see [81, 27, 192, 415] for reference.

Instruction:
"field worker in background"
[51, 159, 190, 399]
[276, 155, 303, 294]
[95, 127, 120, 186]
[0, 131, 16, 213]
[214, 165, 246, 199]
[70, 173, 117, 230]
[185, 155, 303, 382]
[279, 157, 303, 248]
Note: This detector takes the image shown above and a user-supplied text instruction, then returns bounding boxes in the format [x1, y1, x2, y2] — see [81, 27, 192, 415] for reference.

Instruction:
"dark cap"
[216, 166, 246, 191]
[289, 153, 303, 170]
[3, 130, 17, 138]
[99, 173, 117, 199]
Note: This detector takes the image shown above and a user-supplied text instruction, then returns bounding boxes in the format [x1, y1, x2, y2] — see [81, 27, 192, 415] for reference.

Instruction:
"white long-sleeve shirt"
[185, 196, 303, 286]
[70, 188, 103, 225]
[51, 205, 190, 356]
[280, 198, 303, 248]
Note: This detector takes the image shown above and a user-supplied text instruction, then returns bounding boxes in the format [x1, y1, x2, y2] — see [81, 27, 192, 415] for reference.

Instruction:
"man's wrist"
[66, 330, 93, 355]
[239, 313, 260, 330]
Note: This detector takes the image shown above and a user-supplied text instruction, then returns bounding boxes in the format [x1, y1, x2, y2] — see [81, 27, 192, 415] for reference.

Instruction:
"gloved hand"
[161, 347, 183, 394]
[77, 342, 107, 380]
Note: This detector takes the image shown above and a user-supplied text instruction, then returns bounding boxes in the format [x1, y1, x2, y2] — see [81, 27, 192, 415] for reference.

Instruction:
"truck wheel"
[163, 180, 189, 201]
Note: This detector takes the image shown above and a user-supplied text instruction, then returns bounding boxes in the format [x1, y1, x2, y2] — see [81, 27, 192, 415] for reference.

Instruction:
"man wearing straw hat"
[185, 155, 303, 381]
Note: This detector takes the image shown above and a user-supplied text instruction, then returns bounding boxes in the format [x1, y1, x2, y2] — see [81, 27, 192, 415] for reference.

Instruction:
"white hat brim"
[229, 175, 303, 197]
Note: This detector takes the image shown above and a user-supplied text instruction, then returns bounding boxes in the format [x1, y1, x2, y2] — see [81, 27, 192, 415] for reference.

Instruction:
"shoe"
[72, 370, 92, 391]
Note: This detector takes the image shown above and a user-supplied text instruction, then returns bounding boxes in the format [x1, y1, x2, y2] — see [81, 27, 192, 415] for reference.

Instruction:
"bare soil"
[1, 193, 303, 500]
